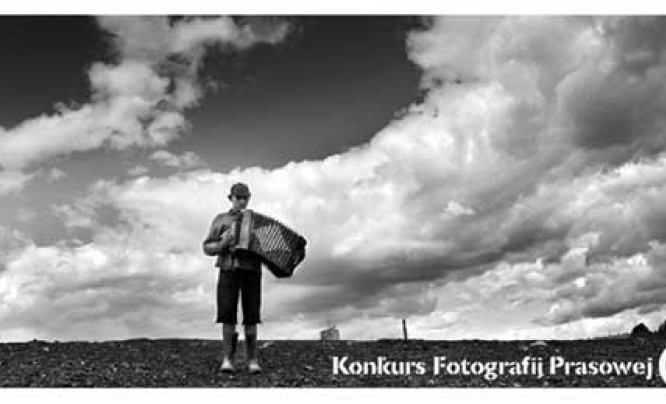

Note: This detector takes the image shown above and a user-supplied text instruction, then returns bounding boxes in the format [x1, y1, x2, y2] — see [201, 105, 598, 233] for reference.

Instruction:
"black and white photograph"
[2, 2, 666, 395]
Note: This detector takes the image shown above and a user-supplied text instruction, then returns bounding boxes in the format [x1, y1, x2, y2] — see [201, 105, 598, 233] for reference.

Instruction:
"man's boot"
[245, 332, 262, 374]
[220, 331, 238, 374]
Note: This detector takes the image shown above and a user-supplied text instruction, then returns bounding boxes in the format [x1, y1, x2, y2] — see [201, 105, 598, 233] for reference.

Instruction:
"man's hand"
[220, 228, 235, 247]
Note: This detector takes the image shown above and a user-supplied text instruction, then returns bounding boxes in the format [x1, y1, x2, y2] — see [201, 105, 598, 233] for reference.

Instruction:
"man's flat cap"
[229, 182, 251, 197]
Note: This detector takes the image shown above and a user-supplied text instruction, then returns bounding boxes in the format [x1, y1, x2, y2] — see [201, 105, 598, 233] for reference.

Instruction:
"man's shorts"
[215, 269, 262, 325]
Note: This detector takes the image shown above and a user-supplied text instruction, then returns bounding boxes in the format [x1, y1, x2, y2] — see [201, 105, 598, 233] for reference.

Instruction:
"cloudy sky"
[2, 15, 666, 342]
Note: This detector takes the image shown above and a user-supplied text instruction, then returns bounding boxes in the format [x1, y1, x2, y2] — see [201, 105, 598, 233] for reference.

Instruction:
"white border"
[3, 388, 666, 403]
[1, 0, 666, 15]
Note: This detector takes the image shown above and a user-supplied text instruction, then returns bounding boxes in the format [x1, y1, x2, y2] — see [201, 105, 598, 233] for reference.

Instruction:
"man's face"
[230, 194, 250, 210]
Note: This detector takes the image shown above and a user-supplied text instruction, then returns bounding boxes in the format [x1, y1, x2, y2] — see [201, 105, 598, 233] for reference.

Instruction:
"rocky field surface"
[0, 338, 665, 387]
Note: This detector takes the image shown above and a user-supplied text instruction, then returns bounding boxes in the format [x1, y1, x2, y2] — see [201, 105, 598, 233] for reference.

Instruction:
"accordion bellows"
[234, 209, 307, 278]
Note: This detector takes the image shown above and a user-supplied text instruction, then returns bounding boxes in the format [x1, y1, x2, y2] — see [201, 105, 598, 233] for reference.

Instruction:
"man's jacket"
[202, 208, 262, 272]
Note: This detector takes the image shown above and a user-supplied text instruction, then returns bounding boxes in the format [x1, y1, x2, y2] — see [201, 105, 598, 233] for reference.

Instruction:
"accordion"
[232, 209, 307, 278]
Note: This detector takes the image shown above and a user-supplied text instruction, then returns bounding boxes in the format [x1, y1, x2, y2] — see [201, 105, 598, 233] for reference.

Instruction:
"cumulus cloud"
[0, 226, 31, 262]
[127, 165, 150, 177]
[0, 240, 211, 341]
[0, 16, 291, 188]
[535, 241, 666, 326]
[0, 169, 35, 196]
[47, 168, 66, 182]
[150, 150, 206, 169]
[498, 309, 666, 340]
[4, 16, 666, 340]
[52, 204, 96, 230]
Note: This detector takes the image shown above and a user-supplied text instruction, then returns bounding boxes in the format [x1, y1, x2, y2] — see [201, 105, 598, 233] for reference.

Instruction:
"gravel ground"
[0, 338, 664, 387]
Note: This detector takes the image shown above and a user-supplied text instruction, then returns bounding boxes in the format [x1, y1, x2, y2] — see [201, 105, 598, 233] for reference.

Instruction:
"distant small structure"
[320, 325, 340, 341]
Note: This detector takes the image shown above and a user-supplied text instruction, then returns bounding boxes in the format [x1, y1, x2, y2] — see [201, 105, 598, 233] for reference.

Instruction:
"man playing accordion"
[202, 182, 263, 375]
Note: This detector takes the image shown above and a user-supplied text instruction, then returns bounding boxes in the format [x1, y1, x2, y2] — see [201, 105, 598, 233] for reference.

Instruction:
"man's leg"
[240, 270, 262, 374]
[244, 324, 261, 374]
[221, 323, 238, 373]
[217, 270, 240, 373]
